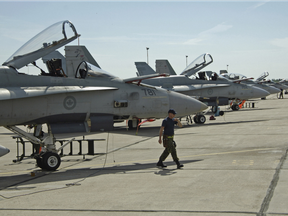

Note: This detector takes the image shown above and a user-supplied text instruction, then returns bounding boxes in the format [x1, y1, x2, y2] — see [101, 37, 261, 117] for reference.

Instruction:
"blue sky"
[0, 1, 288, 79]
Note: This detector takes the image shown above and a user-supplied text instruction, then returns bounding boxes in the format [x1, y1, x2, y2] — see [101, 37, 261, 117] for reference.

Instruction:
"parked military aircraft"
[261, 80, 288, 91]
[0, 20, 208, 169]
[0, 145, 10, 157]
[221, 72, 280, 95]
[135, 54, 269, 121]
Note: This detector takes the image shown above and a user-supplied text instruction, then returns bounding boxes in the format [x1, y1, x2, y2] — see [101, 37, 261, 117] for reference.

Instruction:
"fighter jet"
[0, 20, 207, 170]
[0, 145, 10, 157]
[221, 72, 280, 95]
[135, 54, 269, 122]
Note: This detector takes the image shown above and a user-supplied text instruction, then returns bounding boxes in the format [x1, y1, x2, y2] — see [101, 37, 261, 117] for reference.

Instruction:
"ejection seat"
[45, 58, 67, 77]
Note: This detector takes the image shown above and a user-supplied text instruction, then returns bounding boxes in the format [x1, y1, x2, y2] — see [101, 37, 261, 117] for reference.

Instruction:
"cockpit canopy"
[221, 73, 247, 80]
[181, 53, 213, 77]
[3, 20, 79, 69]
[75, 61, 117, 79]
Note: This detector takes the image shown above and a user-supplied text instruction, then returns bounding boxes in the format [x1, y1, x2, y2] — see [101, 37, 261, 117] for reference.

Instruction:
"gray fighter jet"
[221, 72, 280, 95]
[0, 21, 208, 167]
[135, 54, 269, 121]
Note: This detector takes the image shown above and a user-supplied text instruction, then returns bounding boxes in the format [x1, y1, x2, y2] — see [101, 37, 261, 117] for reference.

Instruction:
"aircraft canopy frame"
[181, 53, 213, 77]
[3, 20, 79, 69]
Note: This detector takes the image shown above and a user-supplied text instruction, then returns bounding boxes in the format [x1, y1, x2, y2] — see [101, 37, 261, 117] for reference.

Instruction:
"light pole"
[146, 47, 149, 65]
[186, 55, 188, 67]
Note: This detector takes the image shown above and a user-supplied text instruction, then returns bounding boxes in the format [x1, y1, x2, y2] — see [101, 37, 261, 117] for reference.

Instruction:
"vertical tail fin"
[156, 60, 177, 75]
[65, 45, 101, 77]
[135, 62, 156, 76]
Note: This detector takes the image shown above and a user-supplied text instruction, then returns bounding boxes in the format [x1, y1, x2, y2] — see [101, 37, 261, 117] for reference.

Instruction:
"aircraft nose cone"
[253, 86, 270, 98]
[0, 145, 10, 157]
[168, 91, 208, 116]
[267, 86, 281, 94]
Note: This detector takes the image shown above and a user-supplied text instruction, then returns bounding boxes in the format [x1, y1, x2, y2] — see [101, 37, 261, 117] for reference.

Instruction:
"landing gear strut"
[5, 124, 63, 171]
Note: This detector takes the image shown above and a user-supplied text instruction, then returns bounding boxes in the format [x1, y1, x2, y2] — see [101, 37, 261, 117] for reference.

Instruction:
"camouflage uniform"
[160, 135, 178, 162]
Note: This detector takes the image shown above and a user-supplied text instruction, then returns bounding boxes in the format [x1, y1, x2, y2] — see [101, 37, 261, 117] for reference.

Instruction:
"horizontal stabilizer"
[0, 86, 118, 101]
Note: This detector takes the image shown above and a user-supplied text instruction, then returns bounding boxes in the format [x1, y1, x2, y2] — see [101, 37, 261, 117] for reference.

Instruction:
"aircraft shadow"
[181, 119, 268, 128]
[111, 126, 160, 137]
[0, 159, 202, 190]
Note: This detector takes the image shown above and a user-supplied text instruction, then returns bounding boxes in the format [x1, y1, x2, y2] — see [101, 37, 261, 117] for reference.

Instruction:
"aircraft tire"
[197, 115, 206, 124]
[212, 106, 217, 114]
[233, 104, 240, 111]
[128, 120, 141, 130]
[193, 116, 199, 124]
[42, 152, 61, 171]
[36, 157, 44, 169]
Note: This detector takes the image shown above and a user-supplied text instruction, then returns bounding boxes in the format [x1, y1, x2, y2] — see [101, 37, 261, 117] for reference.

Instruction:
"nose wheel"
[36, 152, 61, 171]
[231, 104, 240, 111]
[193, 115, 206, 124]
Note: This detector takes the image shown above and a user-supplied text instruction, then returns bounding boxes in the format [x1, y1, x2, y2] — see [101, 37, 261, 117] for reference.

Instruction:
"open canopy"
[3, 20, 79, 69]
[181, 53, 213, 77]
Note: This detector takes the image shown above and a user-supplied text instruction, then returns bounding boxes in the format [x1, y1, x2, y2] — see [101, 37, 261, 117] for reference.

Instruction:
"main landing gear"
[5, 124, 70, 171]
[36, 152, 61, 171]
[128, 119, 142, 130]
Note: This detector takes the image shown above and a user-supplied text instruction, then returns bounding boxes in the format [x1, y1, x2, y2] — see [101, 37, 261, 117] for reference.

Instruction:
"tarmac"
[0, 94, 287, 216]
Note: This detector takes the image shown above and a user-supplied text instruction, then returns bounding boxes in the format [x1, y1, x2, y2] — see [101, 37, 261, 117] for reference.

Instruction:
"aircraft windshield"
[256, 72, 269, 82]
[87, 62, 117, 79]
[181, 53, 213, 77]
[3, 20, 78, 69]
[222, 73, 247, 80]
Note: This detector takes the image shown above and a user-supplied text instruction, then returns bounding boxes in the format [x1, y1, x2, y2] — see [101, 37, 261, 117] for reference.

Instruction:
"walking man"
[279, 88, 284, 99]
[157, 109, 183, 169]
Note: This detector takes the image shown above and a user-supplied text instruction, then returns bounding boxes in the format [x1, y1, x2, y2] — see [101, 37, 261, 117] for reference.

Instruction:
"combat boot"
[175, 160, 183, 169]
[156, 159, 167, 168]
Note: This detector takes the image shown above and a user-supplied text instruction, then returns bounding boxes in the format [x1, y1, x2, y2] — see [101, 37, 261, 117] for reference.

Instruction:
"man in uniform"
[157, 109, 183, 169]
[279, 88, 284, 99]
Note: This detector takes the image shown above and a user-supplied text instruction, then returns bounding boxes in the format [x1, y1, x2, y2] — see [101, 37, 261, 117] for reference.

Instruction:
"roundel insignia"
[64, 96, 76, 110]
[207, 89, 213, 95]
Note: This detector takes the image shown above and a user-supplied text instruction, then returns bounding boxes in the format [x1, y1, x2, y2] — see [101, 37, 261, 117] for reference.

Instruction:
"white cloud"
[183, 23, 233, 46]
[183, 38, 204, 45]
[245, 0, 270, 14]
[271, 37, 288, 48]
[200, 23, 233, 35]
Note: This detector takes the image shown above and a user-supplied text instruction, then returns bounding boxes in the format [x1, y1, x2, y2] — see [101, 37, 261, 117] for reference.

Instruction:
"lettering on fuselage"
[63, 96, 76, 110]
[141, 88, 167, 99]
[142, 89, 156, 96]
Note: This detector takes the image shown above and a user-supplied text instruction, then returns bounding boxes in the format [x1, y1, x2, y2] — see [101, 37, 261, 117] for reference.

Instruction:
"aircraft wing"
[173, 84, 230, 92]
[0, 86, 118, 101]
